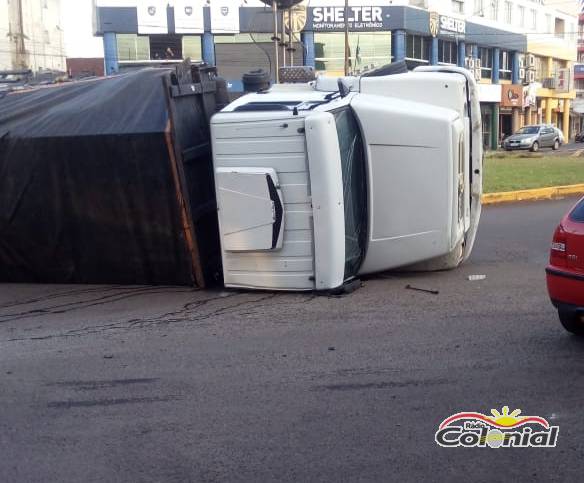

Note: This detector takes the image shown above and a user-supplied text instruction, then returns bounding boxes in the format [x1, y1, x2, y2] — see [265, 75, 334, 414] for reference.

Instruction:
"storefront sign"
[523, 84, 537, 108]
[137, 0, 168, 34]
[174, 0, 205, 34]
[210, 0, 240, 34]
[306, 6, 391, 31]
[477, 84, 501, 103]
[501, 84, 523, 108]
[556, 68, 572, 93]
[429, 12, 465, 38]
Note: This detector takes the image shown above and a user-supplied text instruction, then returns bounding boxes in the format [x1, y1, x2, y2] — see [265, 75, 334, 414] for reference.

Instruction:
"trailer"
[0, 64, 227, 286]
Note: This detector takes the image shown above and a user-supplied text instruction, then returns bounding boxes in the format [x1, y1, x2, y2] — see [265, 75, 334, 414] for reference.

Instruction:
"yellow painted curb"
[482, 184, 584, 205]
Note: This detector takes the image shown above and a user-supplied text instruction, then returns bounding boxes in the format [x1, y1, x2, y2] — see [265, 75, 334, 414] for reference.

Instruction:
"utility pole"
[344, 0, 349, 76]
[272, 2, 279, 83]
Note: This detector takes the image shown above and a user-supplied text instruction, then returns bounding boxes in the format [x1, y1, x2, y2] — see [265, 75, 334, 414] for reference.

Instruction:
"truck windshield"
[333, 107, 368, 279]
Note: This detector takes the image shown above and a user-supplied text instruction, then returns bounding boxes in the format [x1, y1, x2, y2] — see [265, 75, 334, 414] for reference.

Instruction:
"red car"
[546, 196, 584, 334]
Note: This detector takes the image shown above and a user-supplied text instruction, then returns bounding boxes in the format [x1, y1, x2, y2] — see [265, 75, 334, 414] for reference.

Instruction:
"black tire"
[530, 141, 539, 152]
[553, 139, 560, 150]
[559, 310, 584, 335]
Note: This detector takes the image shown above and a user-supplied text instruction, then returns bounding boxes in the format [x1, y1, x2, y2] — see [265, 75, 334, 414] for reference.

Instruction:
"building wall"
[93, 1, 576, 144]
[66, 57, 104, 77]
[0, 0, 11, 70]
[1, 0, 65, 72]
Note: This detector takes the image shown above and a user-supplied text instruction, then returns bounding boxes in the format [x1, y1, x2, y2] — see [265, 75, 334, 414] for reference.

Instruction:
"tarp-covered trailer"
[0, 64, 226, 286]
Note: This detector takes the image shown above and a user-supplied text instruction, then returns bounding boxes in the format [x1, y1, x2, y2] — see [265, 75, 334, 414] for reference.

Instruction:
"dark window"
[406, 34, 430, 62]
[150, 35, 182, 60]
[333, 108, 368, 279]
[499, 50, 512, 80]
[438, 40, 457, 65]
[479, 47, 492, 79]
[570, 199, 584, 223]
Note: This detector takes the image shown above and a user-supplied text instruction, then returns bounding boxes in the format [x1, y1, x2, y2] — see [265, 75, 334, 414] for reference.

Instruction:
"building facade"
[95, 0, 576, 147]
[572, 11, 584, 133]
[0, 0, 65, 73]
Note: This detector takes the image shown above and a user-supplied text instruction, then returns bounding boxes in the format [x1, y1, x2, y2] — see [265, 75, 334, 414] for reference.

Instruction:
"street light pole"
[344, 0, 349, 76]
[273, 2, 279, 83]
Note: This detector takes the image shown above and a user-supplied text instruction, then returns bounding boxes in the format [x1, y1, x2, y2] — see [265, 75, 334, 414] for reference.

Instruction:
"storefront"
[95, 2, 528, 148]
[525, 44, 577, 140]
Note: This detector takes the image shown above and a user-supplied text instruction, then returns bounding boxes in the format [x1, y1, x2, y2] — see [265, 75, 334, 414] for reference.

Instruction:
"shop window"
[116, 34, 150, 61]
[150, 35, 182, 60]
[117, 34, 201, 63]
[499, 50, 511, 81]
[215, 34, 302, 81]
[314, 32, 391, 75]
[438, 40, 457, 65]
[479, 47, 492, 78]
[182, 36, 202, 61]
[215, 33, 274, 44]
[406, 34, 430, 63]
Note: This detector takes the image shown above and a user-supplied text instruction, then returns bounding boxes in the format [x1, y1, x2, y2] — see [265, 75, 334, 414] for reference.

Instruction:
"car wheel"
[530, 141, 539, 152]
[553, 139, 560, 150]
[559, 310, 584, 335]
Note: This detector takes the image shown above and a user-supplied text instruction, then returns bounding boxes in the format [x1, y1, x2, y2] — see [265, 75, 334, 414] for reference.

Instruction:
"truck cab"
[211, 66, 482, 291]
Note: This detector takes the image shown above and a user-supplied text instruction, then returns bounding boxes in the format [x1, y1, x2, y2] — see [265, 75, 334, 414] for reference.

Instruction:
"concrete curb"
[482, 184, 584, 205]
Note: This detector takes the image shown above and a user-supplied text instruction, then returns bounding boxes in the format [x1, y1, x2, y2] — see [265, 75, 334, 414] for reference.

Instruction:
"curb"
[482, 184, 584, 205]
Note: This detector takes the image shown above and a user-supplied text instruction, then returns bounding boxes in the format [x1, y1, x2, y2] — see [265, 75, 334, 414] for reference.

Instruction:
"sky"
[62, 0, 104, 58]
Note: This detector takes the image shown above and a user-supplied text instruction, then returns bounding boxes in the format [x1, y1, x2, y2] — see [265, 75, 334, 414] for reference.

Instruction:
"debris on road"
[468, 274, 487, 281]
[405, 284, 439, 295]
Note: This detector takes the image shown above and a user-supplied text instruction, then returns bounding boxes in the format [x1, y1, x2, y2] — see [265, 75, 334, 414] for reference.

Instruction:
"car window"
[517, 126, 539, 134]
[570, 199, 584, 223]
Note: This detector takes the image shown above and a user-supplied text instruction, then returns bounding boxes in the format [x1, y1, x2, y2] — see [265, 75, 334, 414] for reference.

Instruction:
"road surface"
[1, 197, 583, 482]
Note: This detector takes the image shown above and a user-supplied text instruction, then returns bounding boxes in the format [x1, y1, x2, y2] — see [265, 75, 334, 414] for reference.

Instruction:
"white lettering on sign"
[439, 15, 465, 34]
[312, 6, 383, 24]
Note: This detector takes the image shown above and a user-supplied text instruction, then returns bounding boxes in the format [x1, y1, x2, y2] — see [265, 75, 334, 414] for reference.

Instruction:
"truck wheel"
[559, 310, 584, 335]
[530, 141, 539, 152]
[553, 139, 560, 150]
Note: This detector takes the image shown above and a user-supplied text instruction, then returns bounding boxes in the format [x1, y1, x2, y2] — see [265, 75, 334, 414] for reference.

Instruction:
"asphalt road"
[1, 197, 583, 482]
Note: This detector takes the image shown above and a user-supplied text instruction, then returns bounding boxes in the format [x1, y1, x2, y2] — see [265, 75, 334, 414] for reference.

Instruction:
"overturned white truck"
[210, 66, 483, 291]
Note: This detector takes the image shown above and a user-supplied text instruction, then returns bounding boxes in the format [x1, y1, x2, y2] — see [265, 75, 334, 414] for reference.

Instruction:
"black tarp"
[0, 67, 222, 285]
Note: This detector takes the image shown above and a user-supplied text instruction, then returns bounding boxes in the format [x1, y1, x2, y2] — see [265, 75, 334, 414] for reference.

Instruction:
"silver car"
[503, 124, 561, 152]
